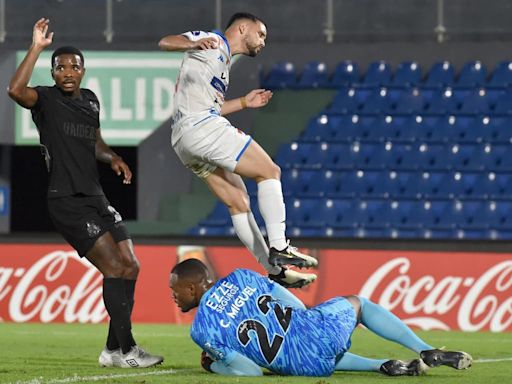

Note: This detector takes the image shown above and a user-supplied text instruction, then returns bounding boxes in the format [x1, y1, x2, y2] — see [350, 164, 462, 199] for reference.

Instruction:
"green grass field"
[1, 323, 510, 384]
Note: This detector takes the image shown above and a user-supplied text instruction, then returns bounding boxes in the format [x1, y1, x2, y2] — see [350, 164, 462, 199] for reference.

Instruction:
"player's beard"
[246, 39, 260, 57]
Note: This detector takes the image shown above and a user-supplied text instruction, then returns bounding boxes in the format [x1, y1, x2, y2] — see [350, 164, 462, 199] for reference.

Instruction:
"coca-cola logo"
[359, 257, 512, 332]
[0, 250, 107, 323]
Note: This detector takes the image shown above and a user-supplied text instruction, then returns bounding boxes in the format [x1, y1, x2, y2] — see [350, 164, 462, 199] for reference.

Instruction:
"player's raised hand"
[245, 89, 273, 109]
[193, 37, 219, 50]
[32, 18, 53, 49]
[111, 157, 133, 185]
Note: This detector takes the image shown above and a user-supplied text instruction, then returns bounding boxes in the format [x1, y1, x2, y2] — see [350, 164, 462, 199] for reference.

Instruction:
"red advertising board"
[0, 243, 510, 331]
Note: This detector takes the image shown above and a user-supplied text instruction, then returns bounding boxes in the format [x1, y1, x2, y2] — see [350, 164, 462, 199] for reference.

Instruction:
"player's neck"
[224, 31, 243, 56]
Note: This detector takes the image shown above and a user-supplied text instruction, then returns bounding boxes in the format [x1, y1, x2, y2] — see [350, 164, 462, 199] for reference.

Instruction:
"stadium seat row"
[324, 87, 512, 115]
[190, 198, 512, 240]
[274, 141, 512, 171]
[261, 60, 512, 89]
[244, 169, 512, 200]
[302, 114, 512, 143]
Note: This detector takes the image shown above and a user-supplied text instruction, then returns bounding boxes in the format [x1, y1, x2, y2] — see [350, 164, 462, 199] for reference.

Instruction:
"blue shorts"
[312, 297, 358, 374]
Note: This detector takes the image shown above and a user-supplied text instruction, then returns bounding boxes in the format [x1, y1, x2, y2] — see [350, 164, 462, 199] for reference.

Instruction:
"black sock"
[103, 278, 134, 354]
[106, 279, 137, 350]
[124, 279, 137, 347]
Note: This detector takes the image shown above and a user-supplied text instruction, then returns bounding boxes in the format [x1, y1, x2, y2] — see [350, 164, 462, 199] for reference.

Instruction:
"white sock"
[257, 179, 288, 250]
[231, 212, 281, 275]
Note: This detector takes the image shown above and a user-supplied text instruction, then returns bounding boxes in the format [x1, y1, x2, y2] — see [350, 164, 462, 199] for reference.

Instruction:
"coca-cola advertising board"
[0, 243, 510, 332]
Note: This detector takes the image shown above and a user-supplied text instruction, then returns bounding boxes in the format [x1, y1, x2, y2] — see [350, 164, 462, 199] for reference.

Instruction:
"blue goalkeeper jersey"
[190, 269, 357, 376]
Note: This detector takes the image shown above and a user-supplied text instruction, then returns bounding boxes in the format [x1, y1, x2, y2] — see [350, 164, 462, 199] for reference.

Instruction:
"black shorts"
[47, 194, 130, 257]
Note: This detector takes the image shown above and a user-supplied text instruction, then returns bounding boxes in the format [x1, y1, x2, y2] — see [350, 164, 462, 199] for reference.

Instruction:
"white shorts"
[172, 115, 252, 178]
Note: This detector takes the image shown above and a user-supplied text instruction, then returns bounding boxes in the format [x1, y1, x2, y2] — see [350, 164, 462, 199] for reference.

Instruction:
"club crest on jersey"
[86, 221, 101, 237]
[89, 101, 99, 113]
[218, 55, 224, 63]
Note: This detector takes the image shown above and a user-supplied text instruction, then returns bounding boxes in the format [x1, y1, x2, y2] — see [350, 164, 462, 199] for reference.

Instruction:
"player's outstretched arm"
[7, 18, 53, 109]
[220, 89, 273, 116]
[95, 129, 132, 184]
[158, 34, 218, 52]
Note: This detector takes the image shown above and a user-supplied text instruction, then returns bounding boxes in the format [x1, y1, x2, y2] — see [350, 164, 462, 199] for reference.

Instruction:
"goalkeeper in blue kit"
[169, 259, 473, 377]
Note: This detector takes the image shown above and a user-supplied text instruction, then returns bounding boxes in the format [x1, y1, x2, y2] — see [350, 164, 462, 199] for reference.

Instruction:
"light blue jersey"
[191, 269, 357, 376]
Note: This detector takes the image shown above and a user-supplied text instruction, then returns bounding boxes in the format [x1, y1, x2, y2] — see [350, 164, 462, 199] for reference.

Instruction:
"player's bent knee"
[344, 295, 362, 321]
[123, 258, 140, 279]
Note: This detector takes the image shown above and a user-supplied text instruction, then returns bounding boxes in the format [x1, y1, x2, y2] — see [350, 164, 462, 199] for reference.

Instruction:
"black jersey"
[31, 85, 104, 198]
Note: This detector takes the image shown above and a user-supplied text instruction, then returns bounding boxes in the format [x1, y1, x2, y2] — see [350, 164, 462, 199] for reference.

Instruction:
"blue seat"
[395, 115, 431, 142]
[330, 60, 361, 88]
[377, 170, 418, 198]
[327, 88, 360, 114]
[404, 143, 448, 170]
[317, 198, 356, 228]
[457, 61, 488, 87]
[346, 115, 379, 141]
[426, 88, 459, 114]
[274, 142, 314, 168]
[351, 199, 389, 228]
[410, 199, 454, 229]
[445, 144, 481, 170]
[330, 114, 365, 141]
[476, 116, 512, 142]
[305, 142, 331, 168]
[480, 144, 512, 171]
[287, 226, 324, 237]
[188, 225, 235, 236]
[362, 61, 392, 87]
[331, 170, 381, 198]
[281, 169, 317, 197]
[436, 171, 479, 198]
[390, 61, 422, 86]
[424, 61, 455, 87]
[286, 198, 323, 227]
[262, 61, 297, 89]
[359, 88, 392, 114]
[366, 142, 406, 169]
[459, 89, 493, 114]
[296, 61, 329, 89]
[408, 171, 448, 198]
[326, 142, 366, 169]
[393, 88, 426, 114]
[473, 172, 512, 198]
[360, 171, 391, 198]
[488, 61, 512, 87]
[463, 200, 512, 229]
[199, 202, 231, 226]
[492, 90, 512, 114]
[300, 115, 334, 142]
[377, 115, 412, 141]
[301, 169, 337, 197]
[386, 199, 420, 228]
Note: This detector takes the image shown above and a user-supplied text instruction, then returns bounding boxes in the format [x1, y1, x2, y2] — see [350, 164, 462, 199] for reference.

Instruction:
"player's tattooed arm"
[8, 18, 53, 109]
[95, 129, 132, 184]
[158, 34, 218, 52]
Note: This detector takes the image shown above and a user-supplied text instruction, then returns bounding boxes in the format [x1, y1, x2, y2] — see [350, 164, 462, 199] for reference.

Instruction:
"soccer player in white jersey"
[158, 13, 317, 288]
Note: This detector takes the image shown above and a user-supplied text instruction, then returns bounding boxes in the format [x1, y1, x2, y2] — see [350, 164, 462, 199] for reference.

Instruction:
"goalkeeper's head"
[169, 258, 214, 312]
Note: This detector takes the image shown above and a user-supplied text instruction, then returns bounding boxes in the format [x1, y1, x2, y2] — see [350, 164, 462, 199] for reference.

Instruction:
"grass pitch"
[1, 323, 510, 384]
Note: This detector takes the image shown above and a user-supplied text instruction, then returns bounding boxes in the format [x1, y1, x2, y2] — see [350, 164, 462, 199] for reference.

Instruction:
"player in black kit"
[7, 18, 163, 368]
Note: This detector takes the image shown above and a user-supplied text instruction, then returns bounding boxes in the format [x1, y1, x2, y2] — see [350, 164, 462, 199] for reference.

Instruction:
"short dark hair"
[51, 46, 84, 67]
[171, 258, 210, 282]
[225, 12, 265, 30]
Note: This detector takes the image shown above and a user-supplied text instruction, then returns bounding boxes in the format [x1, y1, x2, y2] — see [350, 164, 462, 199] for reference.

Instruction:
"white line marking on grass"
[475, 357, 512, 363]
[10, 369, 179, 384]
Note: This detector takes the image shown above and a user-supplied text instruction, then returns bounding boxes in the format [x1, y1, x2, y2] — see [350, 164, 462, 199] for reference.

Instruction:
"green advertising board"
[15, 51, 183, 146]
